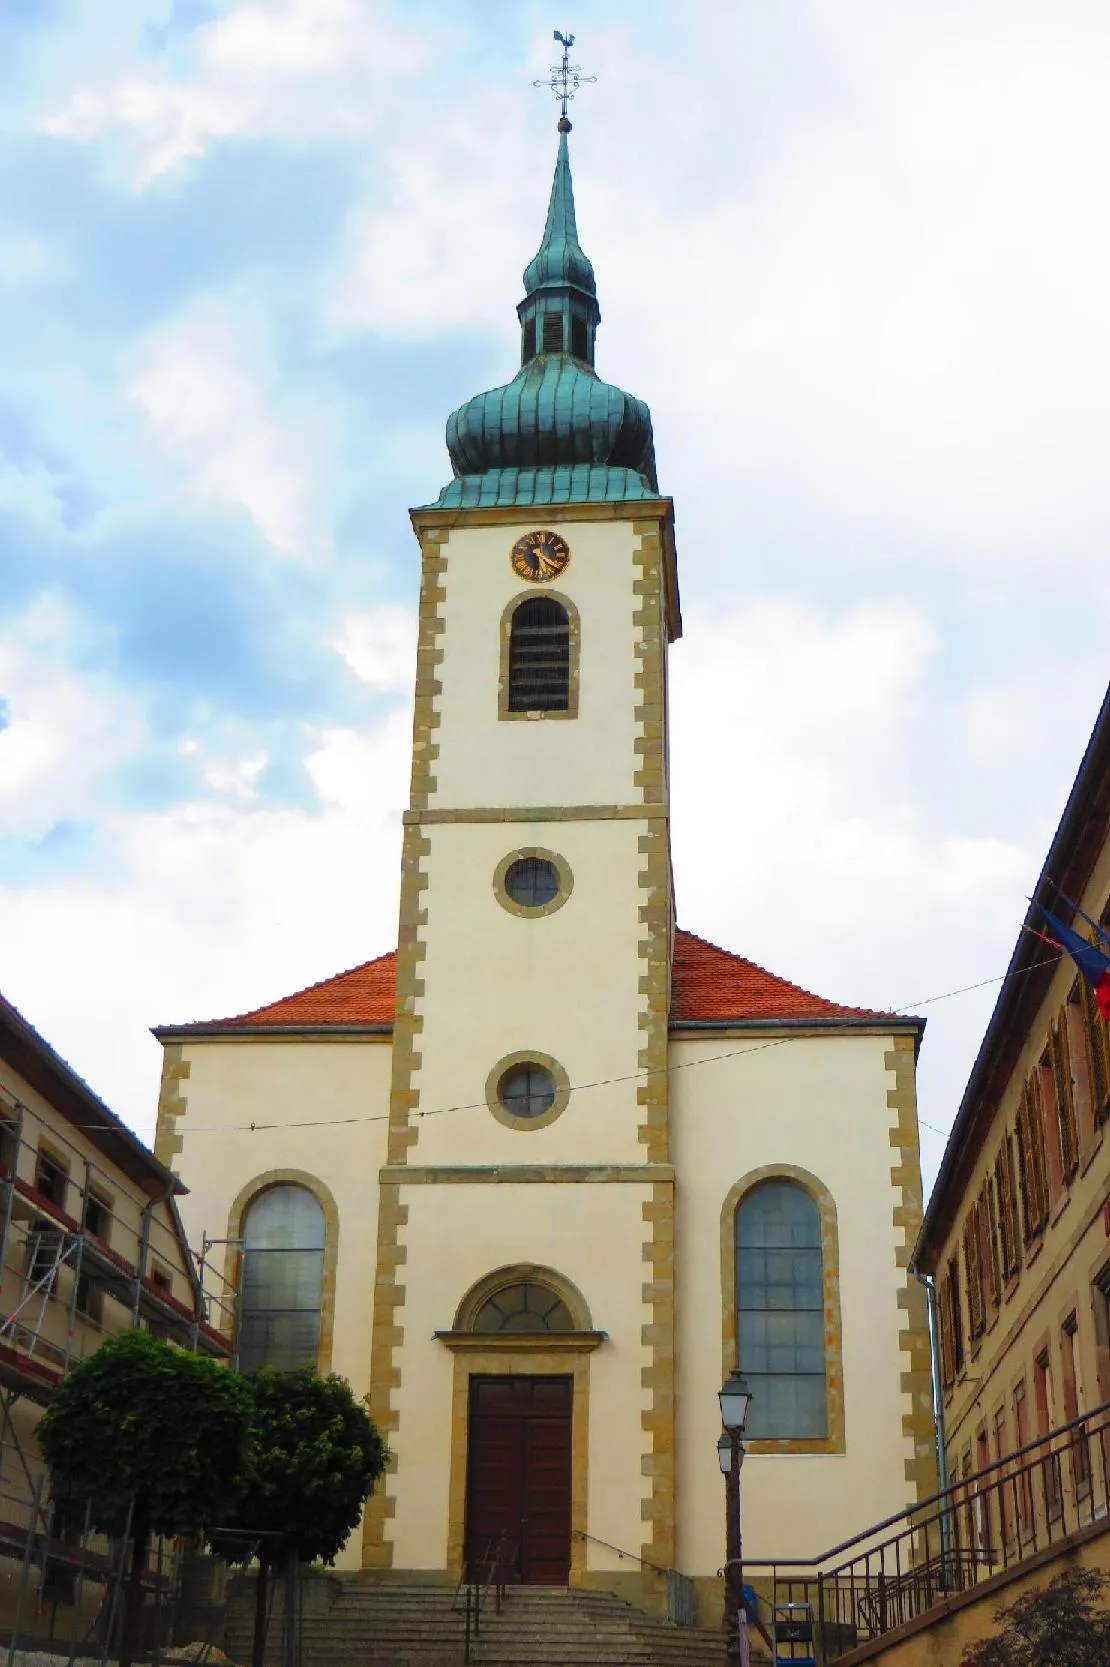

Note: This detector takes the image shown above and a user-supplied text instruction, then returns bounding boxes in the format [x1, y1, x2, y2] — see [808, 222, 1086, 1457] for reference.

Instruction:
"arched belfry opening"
[507, 597, 571, 713]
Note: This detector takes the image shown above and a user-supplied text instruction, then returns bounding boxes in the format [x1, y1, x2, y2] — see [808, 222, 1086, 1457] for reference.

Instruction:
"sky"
[1, 0, 1109, 1196]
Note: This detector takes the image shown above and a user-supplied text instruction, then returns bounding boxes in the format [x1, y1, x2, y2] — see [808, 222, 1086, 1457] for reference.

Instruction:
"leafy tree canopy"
[212, 1367, 388, 1568]
[38, 1330, 253, 1540]
[962, 1566, 1110, 1667]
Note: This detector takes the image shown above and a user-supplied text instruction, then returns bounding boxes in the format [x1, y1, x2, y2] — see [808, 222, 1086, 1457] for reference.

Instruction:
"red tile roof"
[160, 931, 900, 1033]
[669, 930, 894, 1022]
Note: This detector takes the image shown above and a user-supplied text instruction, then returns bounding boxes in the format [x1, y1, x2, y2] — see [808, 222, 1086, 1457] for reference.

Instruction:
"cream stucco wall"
[170, 1035, 392, 1569]
[671, 1028, 923, 1568]
[385, 1180, 653, 1573]
[409, 818, 650, 1169]
[430, 518, 645, 808]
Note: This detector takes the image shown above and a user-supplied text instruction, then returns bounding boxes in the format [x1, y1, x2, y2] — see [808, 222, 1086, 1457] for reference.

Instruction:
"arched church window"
[736, 1180, 827, 1439]
[238, 1184, 325, 1374]
[507, 598, 570, 713]
[472, 1281, 575, 1334]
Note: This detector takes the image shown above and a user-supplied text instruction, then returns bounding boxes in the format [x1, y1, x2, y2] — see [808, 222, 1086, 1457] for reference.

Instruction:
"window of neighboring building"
[34, 1148, 69, 1211]
[149, 1261, 173, 1297]
[973, 1429, 993, 1560]
[507, 597, 571, 713]
[1061, 1312, 1090, 1495]
[992, 1404, 1011, 1547]
[0, 1116, 19, 1178]
[1033, 1349, 1062, 1519]
[75, 1270, 104, 1325]
[238, 1185, 326, 1374]
[1092, 1263, 1110, 1402]
[1013, 1380, 1033, 1537]
[735, 1181, 827, 1440]
[83, 1189, 111, 1244]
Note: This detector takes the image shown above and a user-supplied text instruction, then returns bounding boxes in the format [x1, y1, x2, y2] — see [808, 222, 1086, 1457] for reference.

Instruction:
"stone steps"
[225, 1577, 727, 1667]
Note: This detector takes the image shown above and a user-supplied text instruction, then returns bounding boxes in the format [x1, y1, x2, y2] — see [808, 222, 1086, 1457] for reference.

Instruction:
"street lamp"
[718, 1371, 752, 1665]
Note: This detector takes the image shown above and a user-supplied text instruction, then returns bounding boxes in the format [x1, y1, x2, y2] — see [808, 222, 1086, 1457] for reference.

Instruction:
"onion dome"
[429, 124, 659, 509]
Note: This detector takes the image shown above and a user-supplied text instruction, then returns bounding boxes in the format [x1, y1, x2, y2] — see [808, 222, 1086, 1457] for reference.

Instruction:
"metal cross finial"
[534, 28, 596, 130]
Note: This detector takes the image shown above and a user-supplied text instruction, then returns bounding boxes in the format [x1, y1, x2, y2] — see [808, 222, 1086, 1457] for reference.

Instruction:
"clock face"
[510, 529, 571, 584]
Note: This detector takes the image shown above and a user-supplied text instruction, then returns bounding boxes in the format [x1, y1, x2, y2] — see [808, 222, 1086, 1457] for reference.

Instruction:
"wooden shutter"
[1080, 975, 1110, 1124]
[1051, 1011, 1079, 1179]
[964, 1211, 985, 1338]
[938, 1272, 955, 1389]
[981, 1183, 1001, 1309]
[994, 1137, 1020, 1277]
[947, 1257, 965, 1374]
[1027, 1073, 1050, 1230]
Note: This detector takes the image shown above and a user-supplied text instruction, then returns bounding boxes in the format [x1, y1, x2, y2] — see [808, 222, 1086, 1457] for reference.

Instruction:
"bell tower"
[365, 89, 683, 1589]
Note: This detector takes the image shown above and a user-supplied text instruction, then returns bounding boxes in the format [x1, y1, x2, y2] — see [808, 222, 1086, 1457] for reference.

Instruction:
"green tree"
[211, 1367, 388, 1667]
[38, 1330, 252, 1667]
[961, 1566, 1110, 1667]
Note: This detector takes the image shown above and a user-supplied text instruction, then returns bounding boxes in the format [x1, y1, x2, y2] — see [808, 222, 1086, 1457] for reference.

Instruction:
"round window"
[504, 857, 560, 909]
[498, 1062, 556, 1120]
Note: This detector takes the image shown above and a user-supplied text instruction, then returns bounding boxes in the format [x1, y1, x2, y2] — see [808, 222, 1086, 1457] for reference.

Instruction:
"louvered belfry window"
[508, 597, 570, 713]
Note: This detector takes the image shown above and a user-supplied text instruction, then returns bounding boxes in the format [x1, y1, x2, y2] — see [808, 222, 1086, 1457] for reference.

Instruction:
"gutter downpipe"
[910, 1261, 953, 1569]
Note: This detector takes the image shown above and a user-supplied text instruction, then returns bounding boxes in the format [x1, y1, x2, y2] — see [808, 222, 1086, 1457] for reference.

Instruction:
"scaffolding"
[0, 1077, 237, 1646]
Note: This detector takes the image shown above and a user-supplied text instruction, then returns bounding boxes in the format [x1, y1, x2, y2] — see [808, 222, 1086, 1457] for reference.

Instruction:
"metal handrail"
[570, 1527, 671, 1574]
[745, 1399, 1110, 1660]
[456, 1530, 512, 1664]
[751, 1393, 1110, 1571]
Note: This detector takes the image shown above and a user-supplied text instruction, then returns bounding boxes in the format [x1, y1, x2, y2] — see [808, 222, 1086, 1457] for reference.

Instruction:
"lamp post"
[718, 1370, 752, 1666]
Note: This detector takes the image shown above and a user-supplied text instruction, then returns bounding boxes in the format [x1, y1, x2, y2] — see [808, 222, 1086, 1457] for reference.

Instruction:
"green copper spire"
[521, 124, 597, 307]
[426, 81, 659, 509]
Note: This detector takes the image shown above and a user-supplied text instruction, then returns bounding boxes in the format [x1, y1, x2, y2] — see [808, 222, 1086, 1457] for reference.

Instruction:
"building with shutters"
[915, 681, 1110, 1537]
[152, 122, 935, 1617]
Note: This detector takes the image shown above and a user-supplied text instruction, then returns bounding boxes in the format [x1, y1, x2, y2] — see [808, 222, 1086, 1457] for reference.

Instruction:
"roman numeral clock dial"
[510, 529, 571, 582]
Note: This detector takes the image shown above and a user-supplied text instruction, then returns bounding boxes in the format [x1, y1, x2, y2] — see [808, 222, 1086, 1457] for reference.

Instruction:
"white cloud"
[40, 0, 434, 183]
[0, 595, 142, 841]
[128, 309, 325, 559]
[330, 604, 417, 695]
[0, 702, 412, 1145]
[668, 597, 1034, 1184]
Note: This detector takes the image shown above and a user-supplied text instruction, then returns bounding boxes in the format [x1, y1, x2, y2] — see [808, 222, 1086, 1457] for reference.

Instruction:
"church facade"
[153, 125, 935, 1614]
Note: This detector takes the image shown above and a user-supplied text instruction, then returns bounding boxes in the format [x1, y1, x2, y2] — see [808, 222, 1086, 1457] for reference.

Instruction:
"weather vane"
[534, 29, 596, 131]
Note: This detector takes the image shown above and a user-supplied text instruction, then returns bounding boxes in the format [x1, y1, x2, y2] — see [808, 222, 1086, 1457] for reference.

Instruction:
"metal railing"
[570, 1529, 697, 1626]
[455, 1532, 512, 1664]
[746, 1397, 1110, 1660]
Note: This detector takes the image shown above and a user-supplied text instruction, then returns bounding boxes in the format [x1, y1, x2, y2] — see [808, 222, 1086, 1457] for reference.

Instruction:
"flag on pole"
[1033, 902, 1110, 1020]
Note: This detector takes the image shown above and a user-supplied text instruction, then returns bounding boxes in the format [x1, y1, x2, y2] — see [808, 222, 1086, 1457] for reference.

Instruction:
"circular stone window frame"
[486, 1050, 571, 1132]
[493, 847, 574, 920]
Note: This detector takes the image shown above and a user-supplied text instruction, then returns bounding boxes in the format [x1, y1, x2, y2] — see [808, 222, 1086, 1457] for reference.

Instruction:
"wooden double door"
[465, 1375, 573, 1585]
